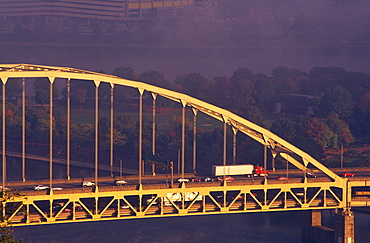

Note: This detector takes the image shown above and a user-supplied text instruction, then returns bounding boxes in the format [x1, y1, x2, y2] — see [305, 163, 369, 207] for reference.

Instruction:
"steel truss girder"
[0, 64, 342, 181]
[2, 181, 347, 226]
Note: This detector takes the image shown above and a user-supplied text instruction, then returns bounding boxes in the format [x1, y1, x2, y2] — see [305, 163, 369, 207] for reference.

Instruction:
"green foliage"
[238, 105, 264, 127]
[231, 79, 255, 107]
[113, 66, 136, 79]
[5, 79, 21, 99]
[0, 189, 23, 243]
[139, 70, 172, 89]
[298, 116, 338, 149]
[352, 108, 370, 138]
[252, 74, 275, 111]
[319, 84, 355, 118]
[325, 112, 354, 145]
[271, 118, 297, 141]
[0, 226, 22, 243]
[174, 73, 208, 98]
[33, 78, 59, 105]
[230, 67, 254, 84]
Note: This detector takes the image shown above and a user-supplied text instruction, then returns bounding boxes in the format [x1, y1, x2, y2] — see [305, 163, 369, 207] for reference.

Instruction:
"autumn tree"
[298, 116, 338, 149]
[325, 112, 354, 145]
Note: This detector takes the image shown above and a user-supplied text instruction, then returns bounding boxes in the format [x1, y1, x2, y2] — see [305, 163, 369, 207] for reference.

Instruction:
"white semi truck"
[213, 164, 268, 177]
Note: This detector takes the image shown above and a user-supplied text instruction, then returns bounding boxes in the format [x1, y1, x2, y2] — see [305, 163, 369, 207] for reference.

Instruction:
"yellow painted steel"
[1, 178, 351, 227]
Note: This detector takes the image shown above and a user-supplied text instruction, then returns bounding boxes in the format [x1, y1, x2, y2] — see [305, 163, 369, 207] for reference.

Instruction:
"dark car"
[202, 177, 215, 182]
[307, 172, 316, 178]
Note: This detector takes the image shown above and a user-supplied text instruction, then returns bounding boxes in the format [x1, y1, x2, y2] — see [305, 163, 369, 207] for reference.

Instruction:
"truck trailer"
[212, 164, 268, 177]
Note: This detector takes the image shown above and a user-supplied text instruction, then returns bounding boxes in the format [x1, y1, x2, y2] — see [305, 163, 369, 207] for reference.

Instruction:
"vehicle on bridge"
[82, 181, 95, 187]
[177, 178, 190, 183]
[341, 172, 355, 177]
[34, 185, 49, 190]
[115, 180, 128, 185]
[51, 187, 63, 191]
[213, 164, 268, 177]
[307, 172, 317, 178]
[218, 176, 235, 181]
[201, 177, 216, 182]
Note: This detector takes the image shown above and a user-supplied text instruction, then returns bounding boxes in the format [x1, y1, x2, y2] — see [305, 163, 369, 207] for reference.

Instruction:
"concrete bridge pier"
[334, 209, 354, 243]
[302, 209, 354, 243]
[302, 210, 334, 243]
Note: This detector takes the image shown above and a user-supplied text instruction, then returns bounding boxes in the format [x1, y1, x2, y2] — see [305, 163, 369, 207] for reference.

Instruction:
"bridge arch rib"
[0, 64, 342, 182]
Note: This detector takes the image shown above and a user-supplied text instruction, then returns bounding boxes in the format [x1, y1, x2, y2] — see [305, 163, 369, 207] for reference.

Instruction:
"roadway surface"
[5, 168, 369, 195]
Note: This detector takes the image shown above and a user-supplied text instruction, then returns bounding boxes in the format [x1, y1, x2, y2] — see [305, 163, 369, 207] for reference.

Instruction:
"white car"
[121, 204, 130, 209]
[115, 180, 128, 185]
[34, 185, 49, 190]
[51, 187, 63, 191]
[177, 178, 190, 183]
[82, 181, 95, 187]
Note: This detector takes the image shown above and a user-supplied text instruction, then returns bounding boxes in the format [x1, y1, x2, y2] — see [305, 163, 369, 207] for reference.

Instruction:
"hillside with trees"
[2, 65, 370, 174]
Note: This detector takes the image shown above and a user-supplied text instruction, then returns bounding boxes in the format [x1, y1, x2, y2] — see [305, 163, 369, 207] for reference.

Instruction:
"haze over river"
[0, 43, 369, 80]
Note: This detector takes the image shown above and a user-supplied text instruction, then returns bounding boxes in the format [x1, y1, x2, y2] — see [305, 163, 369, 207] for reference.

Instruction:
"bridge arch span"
[0, 64, 341, 182]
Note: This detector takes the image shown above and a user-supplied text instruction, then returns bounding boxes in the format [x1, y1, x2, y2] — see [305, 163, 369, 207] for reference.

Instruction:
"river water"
[10, 210, 370, 243]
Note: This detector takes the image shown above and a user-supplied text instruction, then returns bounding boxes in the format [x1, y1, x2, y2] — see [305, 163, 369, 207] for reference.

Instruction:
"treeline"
[2, 65, 370, 171]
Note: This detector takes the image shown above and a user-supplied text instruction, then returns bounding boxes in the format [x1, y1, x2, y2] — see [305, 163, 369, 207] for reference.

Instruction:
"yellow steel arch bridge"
[0, 64, 368, 241]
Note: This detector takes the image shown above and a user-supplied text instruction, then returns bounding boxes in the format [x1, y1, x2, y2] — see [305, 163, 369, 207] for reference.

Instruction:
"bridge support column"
[334, 209, 354, 243]
[302, 210, 334, 243]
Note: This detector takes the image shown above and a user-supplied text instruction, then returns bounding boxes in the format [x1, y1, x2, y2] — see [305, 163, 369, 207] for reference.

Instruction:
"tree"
[113, 66, 136, 80]
[352, 108, 370, 138]
[5, 79, 21, 99]
[174, 73, 208, 98]
[139, 70, 172, 89]
[33, 78, 59, 105]
[271, 118, 298, 142]
[319, 84, 355, 118]
[238, 105, 264, 127]
[253, 74, 275, 111]
[25, 107, 50, 143]
[72, 87, 87, 109]
[326, 112, 354, 145]
[357, 92, 370, 110]
[230, 79, 255, 107]
[0, 189, 24, 243]
[298, 117, 338, 149]
[230, 67, 253, 84]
